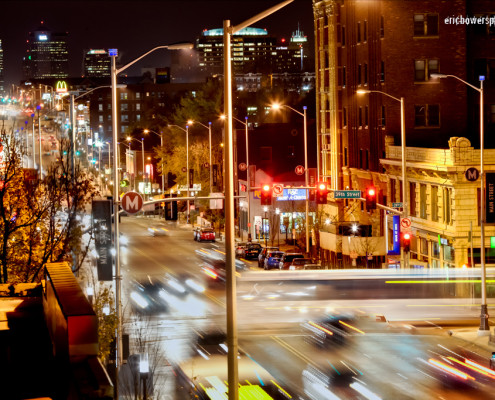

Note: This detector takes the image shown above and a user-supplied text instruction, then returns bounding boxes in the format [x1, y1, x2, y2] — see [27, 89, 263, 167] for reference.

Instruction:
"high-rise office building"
[83, 49, 111, 78]
[23, 21, 69, 80]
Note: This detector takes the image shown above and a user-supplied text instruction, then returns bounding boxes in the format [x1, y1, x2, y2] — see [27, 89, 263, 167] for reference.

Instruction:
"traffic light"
[260, 184, 272, 205]
[167, 172, 177, 189]
[316, 182, 328, 204]
[402, 232, 411, 252]
[365, 186, 377, 211]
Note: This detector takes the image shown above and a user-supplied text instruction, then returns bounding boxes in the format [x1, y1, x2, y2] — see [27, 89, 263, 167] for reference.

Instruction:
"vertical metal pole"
[400, 97, 408, 269]
[304, 106, 309, 255]
[38, 114, 42, 176]
[223, 19, 239, 400]
[245, 117, 251, 241]
[160, 133, 165, 195]
[32, 117, 36, 168]
[209, 122, 213, 193]
[110, 54, 123, 393]
[186, 125, 190, 224]
[141, 139, 145, 199]
[70, 94, 76, 179]
[479, 79, 489, 333]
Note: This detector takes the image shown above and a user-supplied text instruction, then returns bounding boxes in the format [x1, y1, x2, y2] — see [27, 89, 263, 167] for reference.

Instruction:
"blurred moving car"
[301, 314, 358, 347]
[175, 330, 293, 399]
[279, 253, 305, 270]
[148, 226, 168, 236]
[243, 243, 262, 259]
[258, 246, 279, 267]
[235, 242, 248, 258]
[264, 251, 285, 270]
[129, 276, 168, 313]
[302, 363, 360, 400]
[194, 226, 216, 242]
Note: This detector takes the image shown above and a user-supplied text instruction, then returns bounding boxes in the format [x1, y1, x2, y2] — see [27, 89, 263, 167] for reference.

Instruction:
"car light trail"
[308, 321, 333, 335]
[349, 382, 382, 400]
[446, 357, 495, 379]
[428, 358, 475, 380]
[339, 320, 365, 334]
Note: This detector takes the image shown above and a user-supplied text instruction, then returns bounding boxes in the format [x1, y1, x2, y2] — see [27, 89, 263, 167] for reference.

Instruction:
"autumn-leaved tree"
[0, 126, 98, 283]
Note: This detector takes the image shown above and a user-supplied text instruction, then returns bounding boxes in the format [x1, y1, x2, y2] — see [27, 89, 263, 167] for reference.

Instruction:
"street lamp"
[430, 73, 489, 335]
[221, 114, 252, 241]
[127, 136, 145, 197]
[187, 120, 213, 193]
[222, 1, 293, 396]
[168, 124, 190, 223]
[272, 103, 310, 255]
[356, 89, 407, 268]
[143, 129, 164, 195]
[109, 42, 193, 375]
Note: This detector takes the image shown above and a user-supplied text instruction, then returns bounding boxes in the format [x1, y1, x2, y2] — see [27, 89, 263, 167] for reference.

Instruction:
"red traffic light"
[316, 182, 328, 204]
[261, 184, 272, 205]
[318, 182, 327, 191]
[365, 186, 377, 211]
[403, 233, 411, 241]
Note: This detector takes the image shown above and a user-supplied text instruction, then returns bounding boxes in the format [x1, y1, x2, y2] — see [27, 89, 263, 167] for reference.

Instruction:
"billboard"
[92, 200, 113, 281]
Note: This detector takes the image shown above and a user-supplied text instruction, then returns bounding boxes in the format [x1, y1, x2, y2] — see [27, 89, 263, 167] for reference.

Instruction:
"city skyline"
[0, 0, 314, 87]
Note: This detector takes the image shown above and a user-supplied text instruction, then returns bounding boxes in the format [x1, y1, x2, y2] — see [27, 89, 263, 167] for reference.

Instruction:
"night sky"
[0, 0, 314, 87]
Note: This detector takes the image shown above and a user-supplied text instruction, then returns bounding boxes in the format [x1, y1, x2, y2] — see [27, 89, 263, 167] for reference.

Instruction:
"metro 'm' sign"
[121, 191, 143, 214]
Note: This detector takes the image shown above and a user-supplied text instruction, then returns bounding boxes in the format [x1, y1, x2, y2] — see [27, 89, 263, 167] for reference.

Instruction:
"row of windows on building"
[337, 13, 435, 48]
[389, 180, 453, 224]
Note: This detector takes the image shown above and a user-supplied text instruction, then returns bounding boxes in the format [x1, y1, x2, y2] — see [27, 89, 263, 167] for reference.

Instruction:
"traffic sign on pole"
[121, 191, 143, 214]
[272, 183, 284, 197]
[334, 190, 361, 199]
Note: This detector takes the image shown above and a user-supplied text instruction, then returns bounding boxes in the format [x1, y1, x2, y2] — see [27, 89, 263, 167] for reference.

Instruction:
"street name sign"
[392, 202, 403, 208]
[334, 190, 361, 199]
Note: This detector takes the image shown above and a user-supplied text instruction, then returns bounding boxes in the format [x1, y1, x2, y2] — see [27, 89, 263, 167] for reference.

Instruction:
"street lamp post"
[272, 103, 309, 255]
[187, 120, 213, 193]
[222, 2, 293, 396]
[168, 124, 190, 223]
[144, 129, 165, 195]
[356, 89, 407, 268]
[109, 42, 193, 380]
[431, 73, 489, 335]
[276, 208, 280, 247]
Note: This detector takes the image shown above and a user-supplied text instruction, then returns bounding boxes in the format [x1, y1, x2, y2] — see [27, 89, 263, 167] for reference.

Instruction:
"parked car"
[279, 253, 305, 270]
[264, 251, 285, 270]
[258, 246, 279, 268]
[194, 227, 215, 242]
[235, 242, 248, 258]
[244, 243, 263, 259]
[288, 258, 314, 270]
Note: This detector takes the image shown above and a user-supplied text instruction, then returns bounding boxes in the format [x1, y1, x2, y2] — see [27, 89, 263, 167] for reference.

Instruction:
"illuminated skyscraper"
[83, 49, 111, 78]
[23, 21, 69, 80]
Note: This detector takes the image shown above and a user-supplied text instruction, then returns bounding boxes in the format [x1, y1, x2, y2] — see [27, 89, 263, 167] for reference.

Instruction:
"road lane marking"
[204, 292, 225, 308]
[271, 335, 318, 368]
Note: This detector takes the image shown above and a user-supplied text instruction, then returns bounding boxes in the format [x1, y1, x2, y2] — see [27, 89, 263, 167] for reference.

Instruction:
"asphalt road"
[118, 216, 495, 399]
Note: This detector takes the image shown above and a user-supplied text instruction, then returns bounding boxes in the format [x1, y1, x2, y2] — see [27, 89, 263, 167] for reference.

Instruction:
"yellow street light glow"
[187, 119, 194, 125]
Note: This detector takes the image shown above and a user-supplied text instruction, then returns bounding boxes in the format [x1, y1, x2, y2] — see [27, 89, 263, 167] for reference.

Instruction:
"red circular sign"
[239, 163, 247, 171]
[121, 191, 144, 214]
[295, 165, 305, 175]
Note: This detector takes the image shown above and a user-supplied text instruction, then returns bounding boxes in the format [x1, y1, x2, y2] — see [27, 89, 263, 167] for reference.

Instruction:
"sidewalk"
[450, 328, 495, 356]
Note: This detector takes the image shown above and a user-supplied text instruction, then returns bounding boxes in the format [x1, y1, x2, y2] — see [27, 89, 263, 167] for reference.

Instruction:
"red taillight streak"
[428, 358, 475, 380]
